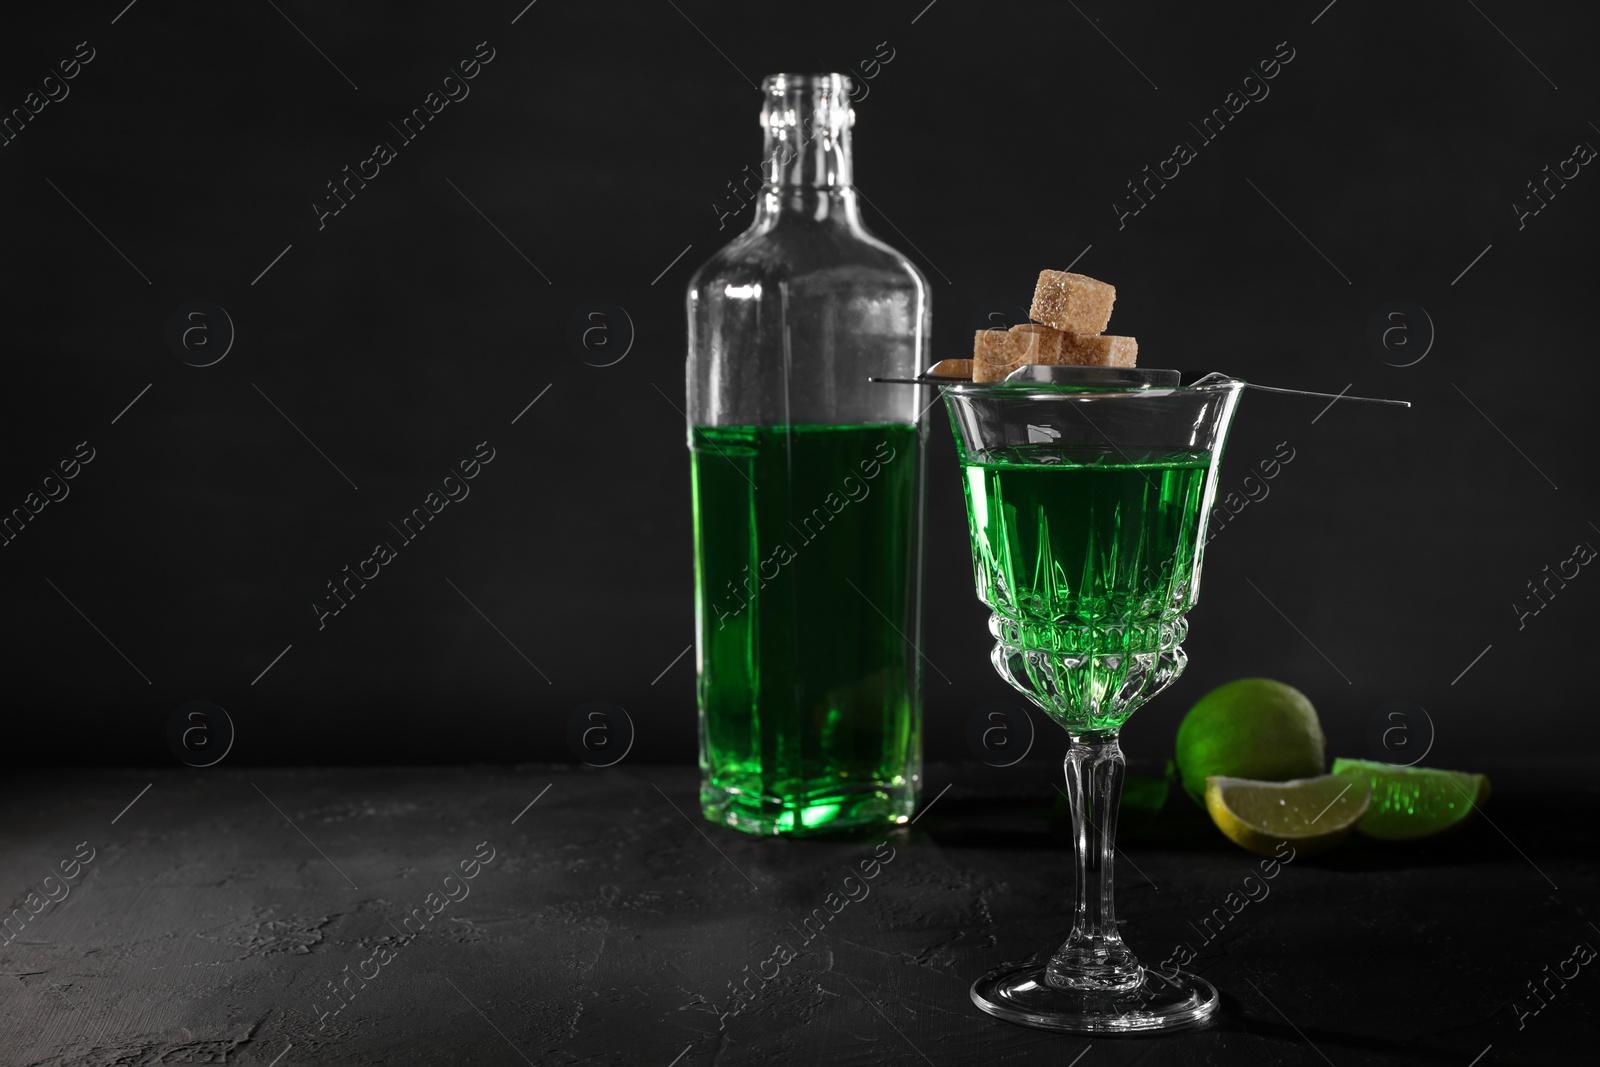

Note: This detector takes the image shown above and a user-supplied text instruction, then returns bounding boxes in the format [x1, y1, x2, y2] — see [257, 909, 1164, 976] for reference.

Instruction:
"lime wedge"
[1205, 774, 1371, 857]
[1331, 758, 1491, 840]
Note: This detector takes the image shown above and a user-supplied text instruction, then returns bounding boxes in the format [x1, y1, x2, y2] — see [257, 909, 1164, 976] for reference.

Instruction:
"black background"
[2, 0, 1594, 769]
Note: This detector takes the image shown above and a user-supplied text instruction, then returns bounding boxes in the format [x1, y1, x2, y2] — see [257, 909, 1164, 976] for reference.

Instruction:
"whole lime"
[1174, 678, 1325, 806]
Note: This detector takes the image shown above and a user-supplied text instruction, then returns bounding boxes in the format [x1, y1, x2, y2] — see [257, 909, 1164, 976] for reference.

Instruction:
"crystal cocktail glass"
[943, 368, 1243, 1034]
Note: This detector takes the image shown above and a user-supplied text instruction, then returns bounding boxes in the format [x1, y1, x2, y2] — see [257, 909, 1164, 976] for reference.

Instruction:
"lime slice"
[1174, 679, 1326, 806]
[1204, 774, 1371, 857]
[1331, 758, 1491, 841]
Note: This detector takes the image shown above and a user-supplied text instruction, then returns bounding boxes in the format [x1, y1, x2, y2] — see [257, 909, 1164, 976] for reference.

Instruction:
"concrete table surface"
[0, 763, 1593, 1065]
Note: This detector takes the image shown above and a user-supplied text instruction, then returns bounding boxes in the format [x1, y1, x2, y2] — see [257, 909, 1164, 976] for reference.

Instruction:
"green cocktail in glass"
[962, 444, 1210, 734]
[944, 367, 1243, 1034]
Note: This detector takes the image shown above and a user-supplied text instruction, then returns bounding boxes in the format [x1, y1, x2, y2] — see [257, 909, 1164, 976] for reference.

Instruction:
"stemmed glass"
[942, 367, 1244, 1033]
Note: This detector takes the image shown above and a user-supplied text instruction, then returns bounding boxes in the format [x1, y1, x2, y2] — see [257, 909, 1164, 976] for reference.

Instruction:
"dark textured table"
[1, 763, 1593, 1066]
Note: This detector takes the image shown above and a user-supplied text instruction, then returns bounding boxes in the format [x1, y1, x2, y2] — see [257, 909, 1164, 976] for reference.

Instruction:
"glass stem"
[1047, 732, 1142, 991]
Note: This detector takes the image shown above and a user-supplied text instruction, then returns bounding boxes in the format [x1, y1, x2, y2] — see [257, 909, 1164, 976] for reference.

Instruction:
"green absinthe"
[961, 444, 1212, 734]
[692, 422, 921, 835]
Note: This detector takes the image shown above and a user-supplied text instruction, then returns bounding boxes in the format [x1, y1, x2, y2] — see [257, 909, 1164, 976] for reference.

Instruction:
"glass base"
[971, 964, 1219, 1034]
[701, 781, 914, 836]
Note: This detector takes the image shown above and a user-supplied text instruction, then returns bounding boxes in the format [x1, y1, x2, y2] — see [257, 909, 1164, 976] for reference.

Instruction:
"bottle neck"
[754, 73, 861, 227]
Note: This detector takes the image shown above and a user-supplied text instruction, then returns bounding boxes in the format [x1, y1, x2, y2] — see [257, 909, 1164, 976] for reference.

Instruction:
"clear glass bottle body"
[686, 73, 929, 834]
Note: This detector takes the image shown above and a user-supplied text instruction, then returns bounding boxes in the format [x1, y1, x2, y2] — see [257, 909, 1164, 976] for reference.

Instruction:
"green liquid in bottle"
[960, 444, 1212, 734]
[692, 423, 921, 834]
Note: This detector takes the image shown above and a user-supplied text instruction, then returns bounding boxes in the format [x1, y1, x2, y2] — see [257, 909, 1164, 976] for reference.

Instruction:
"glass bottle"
[685, 72, 929, 835]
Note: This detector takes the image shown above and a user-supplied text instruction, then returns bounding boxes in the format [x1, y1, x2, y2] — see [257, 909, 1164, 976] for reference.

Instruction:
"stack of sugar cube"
[971, 270, 1137, 382]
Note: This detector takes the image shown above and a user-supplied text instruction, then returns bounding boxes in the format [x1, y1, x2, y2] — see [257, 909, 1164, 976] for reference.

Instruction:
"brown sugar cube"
[973, 328, 1049, 381]
[974, 325, 1138, 381]
[1007, 323, 1074, 358]
[1029, 270, 1117, 335]
[1058, 332, 1138, 368]
[924, 358, 973, 380]
[1020, 324, 1138, 368]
